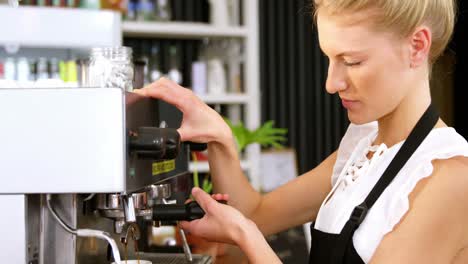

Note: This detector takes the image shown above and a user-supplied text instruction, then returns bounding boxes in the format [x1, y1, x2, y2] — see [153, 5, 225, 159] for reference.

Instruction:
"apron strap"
[331, 103, 439, 263]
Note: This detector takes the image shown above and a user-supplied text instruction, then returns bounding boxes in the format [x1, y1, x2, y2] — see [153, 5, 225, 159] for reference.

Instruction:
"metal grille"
[138, 253, 212, 264]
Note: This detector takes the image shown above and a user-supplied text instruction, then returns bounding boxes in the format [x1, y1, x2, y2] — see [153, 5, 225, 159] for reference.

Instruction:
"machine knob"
[129, 127, 180, 160]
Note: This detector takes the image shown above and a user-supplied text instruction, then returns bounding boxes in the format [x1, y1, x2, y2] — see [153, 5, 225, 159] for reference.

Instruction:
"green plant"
[225, 119, 288, 152]
[192, 119, 287, 194]
[191, 152, 213, 194]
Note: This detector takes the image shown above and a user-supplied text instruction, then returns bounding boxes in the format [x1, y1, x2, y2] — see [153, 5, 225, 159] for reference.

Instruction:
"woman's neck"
[373, 79, 435, 147]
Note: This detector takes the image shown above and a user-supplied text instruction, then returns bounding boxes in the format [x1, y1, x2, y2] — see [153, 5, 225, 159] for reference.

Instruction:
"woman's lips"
[341, 99, 359, 109]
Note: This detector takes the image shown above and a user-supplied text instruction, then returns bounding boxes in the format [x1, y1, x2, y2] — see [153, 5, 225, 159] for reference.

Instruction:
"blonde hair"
[313, 0, 457, 64]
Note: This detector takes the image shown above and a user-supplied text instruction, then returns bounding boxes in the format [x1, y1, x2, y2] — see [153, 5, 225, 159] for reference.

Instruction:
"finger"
[176, 127, 191, 142]
[180, 218, 207, 237]
[191, 187, 217, 213]
[212, 193, 229, 201]
[132, 88, 146, 96]
[212, 194, 223, 201]
[179, 220, 190, 231]
[179, 220, 197, 235]
[140, 78, 191, 110]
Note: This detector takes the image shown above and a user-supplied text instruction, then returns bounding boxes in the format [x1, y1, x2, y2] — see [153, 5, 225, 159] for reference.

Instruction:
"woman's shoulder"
[407, 155, 468, 232]
[371, 155, 468, 262]
[431, 156, 468, 188]
[409, 128, 468, 209]
[413, 156, 468, 233]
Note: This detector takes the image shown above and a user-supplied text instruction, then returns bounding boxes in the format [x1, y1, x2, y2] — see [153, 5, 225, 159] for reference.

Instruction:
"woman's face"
[317, 11, 415, 124]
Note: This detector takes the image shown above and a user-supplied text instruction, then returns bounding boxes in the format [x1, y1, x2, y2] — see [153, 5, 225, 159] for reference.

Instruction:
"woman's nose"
[326, 64, 348, 94]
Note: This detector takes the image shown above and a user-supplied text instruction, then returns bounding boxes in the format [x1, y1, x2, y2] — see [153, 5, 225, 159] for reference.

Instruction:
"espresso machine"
[0, 87, 212, 263]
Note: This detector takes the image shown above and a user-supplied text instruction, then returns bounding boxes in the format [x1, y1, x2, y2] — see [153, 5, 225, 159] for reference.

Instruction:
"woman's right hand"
[134, 78, 233, 145]
[180, 187, 252, 245]
[183, 193, 230, 259]
[181, 188, 281, 264]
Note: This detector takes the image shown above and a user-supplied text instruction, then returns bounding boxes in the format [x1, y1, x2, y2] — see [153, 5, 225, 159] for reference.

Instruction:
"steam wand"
[46, 194, 123, 263]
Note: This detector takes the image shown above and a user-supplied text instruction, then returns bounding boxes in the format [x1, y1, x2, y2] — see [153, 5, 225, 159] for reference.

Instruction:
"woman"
[135, 0, 468, 263]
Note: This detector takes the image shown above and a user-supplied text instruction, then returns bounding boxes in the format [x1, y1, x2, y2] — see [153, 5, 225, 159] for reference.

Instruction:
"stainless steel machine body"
[0, 87, 208, 263]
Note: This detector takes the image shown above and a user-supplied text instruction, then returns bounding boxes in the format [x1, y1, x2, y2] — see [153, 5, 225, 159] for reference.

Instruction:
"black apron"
[309, 104, 439, 264]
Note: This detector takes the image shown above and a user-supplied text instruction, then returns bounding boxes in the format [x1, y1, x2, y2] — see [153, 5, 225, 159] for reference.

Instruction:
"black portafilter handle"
[152, 200, 227, 221]
[152, 201, 205, 221]
[186, 142, 208, 152]
[129, 127, 181, 160]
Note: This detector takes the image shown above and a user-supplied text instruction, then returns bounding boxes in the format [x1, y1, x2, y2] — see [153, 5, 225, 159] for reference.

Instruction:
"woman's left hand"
[179, 187, 252, 245]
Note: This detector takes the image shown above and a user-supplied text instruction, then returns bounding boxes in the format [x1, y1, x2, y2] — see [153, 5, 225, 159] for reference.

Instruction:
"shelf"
[196, 93, 250, 104]
[0, 6, 121, 48]
[122, 21, 248, 39]
[189, 160, 250, 173]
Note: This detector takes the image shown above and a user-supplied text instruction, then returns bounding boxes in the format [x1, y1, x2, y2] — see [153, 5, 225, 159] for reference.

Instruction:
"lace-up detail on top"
[342, 144, 388, 188]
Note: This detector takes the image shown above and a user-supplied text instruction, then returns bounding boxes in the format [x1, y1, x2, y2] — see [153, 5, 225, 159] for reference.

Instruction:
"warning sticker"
[152, 160, 176, 176]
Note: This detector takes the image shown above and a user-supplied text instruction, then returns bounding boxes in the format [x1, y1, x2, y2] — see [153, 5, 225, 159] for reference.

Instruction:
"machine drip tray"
[138, 253, 212, 264]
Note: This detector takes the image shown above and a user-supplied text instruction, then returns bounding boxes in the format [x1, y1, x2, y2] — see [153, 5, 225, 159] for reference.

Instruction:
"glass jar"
[88, 47, 134, 92]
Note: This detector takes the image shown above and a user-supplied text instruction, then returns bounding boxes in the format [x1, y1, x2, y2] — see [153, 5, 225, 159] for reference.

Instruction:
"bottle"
[16, 57, 31, 83]
[77, 59, 90, 87]
[208, 0, 229, 26]
[191, 61, 207, 95]
[149, 42, 162, 82]
[133, 59, 146, 89]
[52, 0, 66, 7]
[4, 57, 16, 81]
[136, 0, 154, 21]
[167, 45, 182, 85]
[66, 0, 78, 7]
[125, 0, 138, 20]
[227, 0, 240, 26]
[88, 47, 134, 92]
[66, 60, 78, 87]
[29, 59, 37, 81]
[36, 58, 50, 80]
[140, 41, 151, 85]
[154, 0, 171, 21]
[207, 58, 227, 94]
[0, 61, 4, 80]
[59, 60, 67, 82]
[49, 58, 61, 81]
[79, 0, 100, 9]
[100, 0, 124, 11]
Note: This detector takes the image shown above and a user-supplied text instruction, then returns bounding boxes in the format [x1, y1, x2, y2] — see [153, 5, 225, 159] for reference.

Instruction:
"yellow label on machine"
[152, 160, 176, 176]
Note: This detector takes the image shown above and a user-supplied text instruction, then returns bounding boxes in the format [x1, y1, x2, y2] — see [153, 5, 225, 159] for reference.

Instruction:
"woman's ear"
[409, 26, 432, 68]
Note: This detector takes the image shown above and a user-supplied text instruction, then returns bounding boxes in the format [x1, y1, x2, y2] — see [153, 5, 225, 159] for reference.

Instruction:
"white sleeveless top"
[314, 122, 468, 263]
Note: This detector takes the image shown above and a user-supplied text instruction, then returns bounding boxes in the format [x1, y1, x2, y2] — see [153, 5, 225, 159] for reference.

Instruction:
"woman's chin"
[347, 111, 374, 125]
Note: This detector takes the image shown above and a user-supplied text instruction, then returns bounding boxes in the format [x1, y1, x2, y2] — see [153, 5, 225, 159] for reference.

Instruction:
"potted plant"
[225, 119, 288, 153]
[192, 119, 288, 193]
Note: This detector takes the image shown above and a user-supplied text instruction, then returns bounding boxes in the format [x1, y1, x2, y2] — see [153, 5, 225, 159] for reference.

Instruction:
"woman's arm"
[237, 220, 283, 264]
[180, 188, 282, 263]
[136, 78, 335, 235]
[370, 157, 468, 263]
[209, 137, 337, 235]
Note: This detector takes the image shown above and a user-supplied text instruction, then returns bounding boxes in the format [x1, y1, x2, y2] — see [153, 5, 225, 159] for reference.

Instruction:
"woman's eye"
[343, 61, 361, 67]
